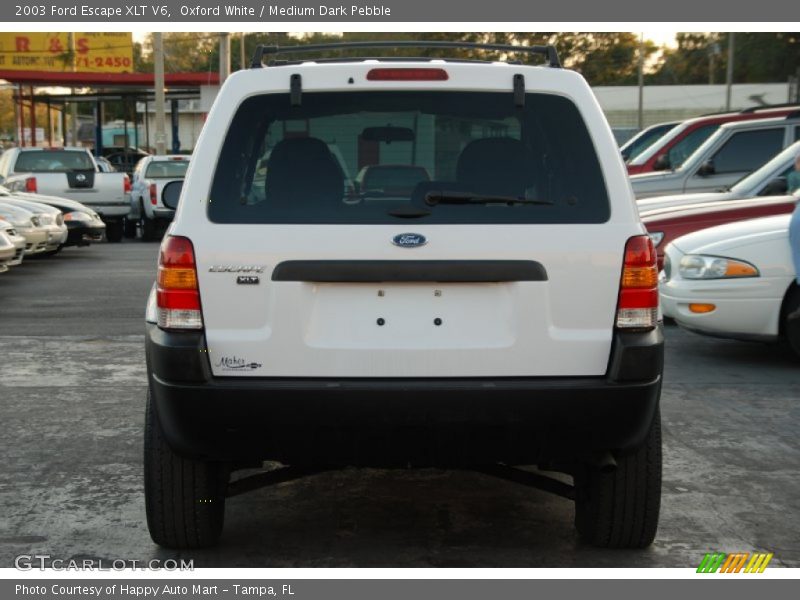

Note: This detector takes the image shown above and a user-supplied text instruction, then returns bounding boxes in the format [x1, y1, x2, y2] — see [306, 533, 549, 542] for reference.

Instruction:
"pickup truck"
[126, 155, 189, 240]
[0, 147, 132, 242]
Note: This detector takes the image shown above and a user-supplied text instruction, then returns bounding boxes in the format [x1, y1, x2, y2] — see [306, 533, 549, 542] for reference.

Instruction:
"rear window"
[208, 91, 610, 224]
[145, 160, 189, 179]
[14, 150, 94, 173]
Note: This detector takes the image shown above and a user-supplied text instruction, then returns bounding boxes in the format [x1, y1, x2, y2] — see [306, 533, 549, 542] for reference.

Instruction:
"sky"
[132, 31, 679, 47]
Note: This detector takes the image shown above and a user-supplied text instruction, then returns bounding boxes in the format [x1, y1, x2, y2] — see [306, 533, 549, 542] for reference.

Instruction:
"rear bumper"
[65, 222, 106, 246]
[151, 207, 175, 220]
[146, 324, 664, 466]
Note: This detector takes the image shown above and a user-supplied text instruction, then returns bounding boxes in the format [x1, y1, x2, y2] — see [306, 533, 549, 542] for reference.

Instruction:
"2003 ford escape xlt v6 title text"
[143, 41, 664, 550]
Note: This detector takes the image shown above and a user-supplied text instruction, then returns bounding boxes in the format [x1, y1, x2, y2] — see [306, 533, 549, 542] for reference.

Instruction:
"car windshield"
[621, 122, 677, 162]
[145, 160, 189, 179]
[208, 91, 610, 224]
[14, 150, 94, 172]
[730, 142, 800, 193]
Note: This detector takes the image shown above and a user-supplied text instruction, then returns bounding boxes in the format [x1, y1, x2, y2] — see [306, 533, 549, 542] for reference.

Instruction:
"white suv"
[143, 41, 664, 550]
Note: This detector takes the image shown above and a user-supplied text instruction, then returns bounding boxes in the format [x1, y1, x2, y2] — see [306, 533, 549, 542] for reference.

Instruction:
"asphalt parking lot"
[1, 241, 798, 568]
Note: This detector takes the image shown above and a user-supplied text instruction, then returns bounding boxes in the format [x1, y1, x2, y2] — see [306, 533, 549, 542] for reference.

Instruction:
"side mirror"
[761, 176, 788, 196]
[161, 180, 183, 210]
[696, 160, 716, 177]
[653, 154, 670, 171]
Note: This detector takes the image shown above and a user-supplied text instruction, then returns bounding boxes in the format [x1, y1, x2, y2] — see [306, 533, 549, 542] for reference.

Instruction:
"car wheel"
[782, 286, 800, 358]
[144, 389, 229, 549]
[141, 215, 159, 241]
[573, 408, 662, 548]
[106, 220, 123, 243]
[123, 218, 137, 239]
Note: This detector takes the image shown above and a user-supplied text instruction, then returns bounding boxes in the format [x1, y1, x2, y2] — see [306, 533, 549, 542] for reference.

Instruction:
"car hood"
[0, 195, 60, 215]
[13, 191, 96, 215]
[637, 191, 737, 214]
[670, 213, 792, 256]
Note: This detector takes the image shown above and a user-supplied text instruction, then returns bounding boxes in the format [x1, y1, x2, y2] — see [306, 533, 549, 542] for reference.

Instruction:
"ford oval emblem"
[392, 233, 427, 248]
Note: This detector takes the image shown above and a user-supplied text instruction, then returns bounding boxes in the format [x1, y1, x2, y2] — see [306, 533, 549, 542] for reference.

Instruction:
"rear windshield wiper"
[387, 207, 431, 218]
[424, 191, 553, 206]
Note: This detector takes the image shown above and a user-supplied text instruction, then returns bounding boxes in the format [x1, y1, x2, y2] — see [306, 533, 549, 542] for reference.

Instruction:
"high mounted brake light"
[615, 235, 659, 330]
[156, 236, 203, 330]
[366, 68, 449, 81]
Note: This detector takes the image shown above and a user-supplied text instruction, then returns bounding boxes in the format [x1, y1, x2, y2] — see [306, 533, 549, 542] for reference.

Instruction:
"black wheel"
[781, 286, 800, 358]
[574, 409, 662, 548]
[105, 220, 123, 243]
[144, 389, 229, 549]
[141, 215, 159, 241]
[123, 218, 137, 239]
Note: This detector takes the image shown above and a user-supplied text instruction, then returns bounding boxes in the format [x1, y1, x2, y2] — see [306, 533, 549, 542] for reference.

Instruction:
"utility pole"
[240, 33, 246, 70]
[725, 33, 735, 111]
[219, 33, 231, 83]
[637, 33, 645, 130]
[68, 33, 78, 146]
[154, 32, 167, 155]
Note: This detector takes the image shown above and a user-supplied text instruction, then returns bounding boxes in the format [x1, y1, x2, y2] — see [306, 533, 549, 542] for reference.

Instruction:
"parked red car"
[627, 105, 800, 176]
[641, 195, 797, 270]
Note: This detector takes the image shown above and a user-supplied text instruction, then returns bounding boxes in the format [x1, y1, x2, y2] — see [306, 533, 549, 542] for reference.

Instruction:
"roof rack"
[250, 41, 561, 69]
[699, 102, 800, 117]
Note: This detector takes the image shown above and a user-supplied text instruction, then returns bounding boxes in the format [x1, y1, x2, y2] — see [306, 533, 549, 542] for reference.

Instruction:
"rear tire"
[574, 409, 662, 548]
[141, 216, 159, 241]
[144, 389, 229, 549]
[123, 218, 137, 239]
[105, 220, 123, 243]
[781, 286, 800, 358]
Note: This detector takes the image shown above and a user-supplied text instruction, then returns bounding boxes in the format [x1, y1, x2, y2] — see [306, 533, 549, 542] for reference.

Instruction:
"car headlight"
[55, 213, 64, 226]
[37, 213, 53, 226]
[63, 211, 92, 222]
[678, 254, 759, 279]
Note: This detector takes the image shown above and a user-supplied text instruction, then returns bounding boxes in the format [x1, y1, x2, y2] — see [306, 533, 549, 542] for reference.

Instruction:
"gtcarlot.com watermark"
[14, 554, 194, 571]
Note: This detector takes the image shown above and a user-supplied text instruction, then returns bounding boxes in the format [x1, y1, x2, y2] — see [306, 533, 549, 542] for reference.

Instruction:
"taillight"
[124, 174, 132, 194]
[149, 183, 157, 205]
[616, 235, 659, 330]
[25, 177, 37, 193]
[156, 236, 203, 330]
[366, 68, 449, 81]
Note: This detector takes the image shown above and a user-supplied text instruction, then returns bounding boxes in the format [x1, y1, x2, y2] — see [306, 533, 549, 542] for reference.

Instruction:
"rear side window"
[145, 161, 189, 178]
[710, 128, 784, 174]
[208, 91, 610, 224]
[14, 150, 94, 172]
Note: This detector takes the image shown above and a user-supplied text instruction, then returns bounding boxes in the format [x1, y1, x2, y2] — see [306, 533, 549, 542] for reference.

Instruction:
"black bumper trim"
[145, 324, 663, 465]
[271, 260, 548, 282]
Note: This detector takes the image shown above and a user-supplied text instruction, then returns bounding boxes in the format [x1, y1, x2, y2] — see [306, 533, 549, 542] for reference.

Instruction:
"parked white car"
[127, 155, 189, 240]
[0, 202, 49, 256]
[637, 140, 800, 214]
[0, 217, 26, 267]
[660, 213, 799, 355]
[144, 41, 664, 550]
[0, 229, 16, 272]
[0, 191, 67, 253]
